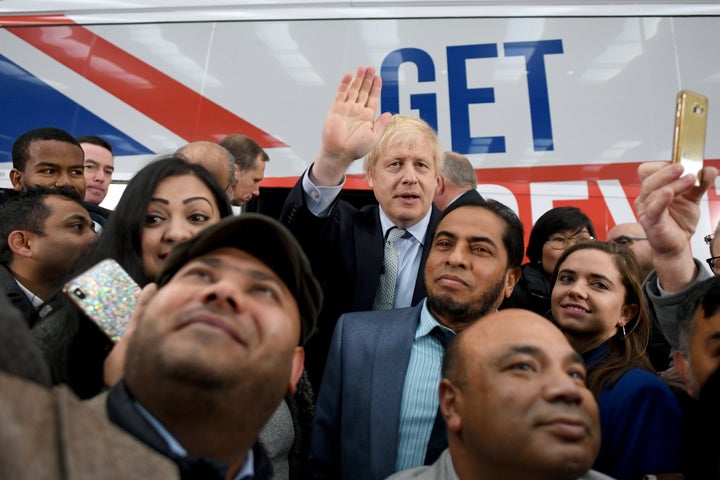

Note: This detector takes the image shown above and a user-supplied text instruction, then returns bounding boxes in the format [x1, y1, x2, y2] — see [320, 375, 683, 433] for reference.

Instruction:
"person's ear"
[9, 169, 24, 191]
[620, 304, 638, 327]
[674, 350, 693, 396]
[503, 266, 522, 298]
[440, 378, 462, 433]
[435, 175, 444, 194]
[8, 231, 32, 259]
[286, 347, 305, 396]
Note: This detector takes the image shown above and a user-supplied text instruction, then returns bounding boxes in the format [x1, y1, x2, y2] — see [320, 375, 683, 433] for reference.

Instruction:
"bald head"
[176, 141, 235, 196]
[441, 309, 600, 480]
[606, 222, 651, 278]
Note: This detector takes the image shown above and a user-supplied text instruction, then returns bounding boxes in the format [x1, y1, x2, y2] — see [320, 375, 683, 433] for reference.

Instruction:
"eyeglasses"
[705, 233, 715, 245]
[546, 234, 594, 250]
[611, 235, 648, 247]
[706, 256, 720, 275]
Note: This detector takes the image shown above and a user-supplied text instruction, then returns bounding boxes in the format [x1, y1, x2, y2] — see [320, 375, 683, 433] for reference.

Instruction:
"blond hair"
[363, 115, 443, 176]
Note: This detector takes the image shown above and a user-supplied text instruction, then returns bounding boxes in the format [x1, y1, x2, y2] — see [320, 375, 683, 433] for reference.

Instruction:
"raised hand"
[312, 66, 392, 186]
[635, 161, 717, 291]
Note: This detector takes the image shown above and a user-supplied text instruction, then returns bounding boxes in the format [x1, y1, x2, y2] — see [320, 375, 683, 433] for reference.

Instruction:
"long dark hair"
[74, 156, 233, 286]
[550, 240, 652, 397]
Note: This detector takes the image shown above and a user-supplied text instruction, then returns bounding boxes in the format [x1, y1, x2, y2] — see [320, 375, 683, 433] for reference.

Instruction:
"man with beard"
[307, 197, 523, 480]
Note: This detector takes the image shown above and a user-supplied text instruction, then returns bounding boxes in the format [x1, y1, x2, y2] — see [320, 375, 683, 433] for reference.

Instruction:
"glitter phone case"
[63, 259, 141, 343]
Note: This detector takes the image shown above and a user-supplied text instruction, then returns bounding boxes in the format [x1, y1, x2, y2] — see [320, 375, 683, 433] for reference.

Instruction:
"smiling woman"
[71, 155, 232, 287]
[549, 241, 684, 480]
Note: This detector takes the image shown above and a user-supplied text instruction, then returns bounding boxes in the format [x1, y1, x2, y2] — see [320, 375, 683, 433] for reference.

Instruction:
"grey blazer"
[307, 303, 424, 480]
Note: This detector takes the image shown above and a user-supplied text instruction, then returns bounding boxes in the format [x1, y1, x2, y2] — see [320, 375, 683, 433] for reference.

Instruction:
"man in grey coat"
[387, 309, 613, 480]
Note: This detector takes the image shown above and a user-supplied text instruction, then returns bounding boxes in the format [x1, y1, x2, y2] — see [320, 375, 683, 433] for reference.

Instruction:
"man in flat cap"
[96, 214, 322, 480]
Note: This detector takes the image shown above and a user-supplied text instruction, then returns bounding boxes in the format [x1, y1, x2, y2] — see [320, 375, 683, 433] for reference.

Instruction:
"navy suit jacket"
[452, 188, 482, 205]
[281, 176, 441, 387]
[307, 303, 425, 480]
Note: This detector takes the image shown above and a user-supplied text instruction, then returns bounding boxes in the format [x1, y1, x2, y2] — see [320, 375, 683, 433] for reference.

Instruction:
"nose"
[446, 244, 468, 268]
[567, 282, 588, 299]
[251, 184, 260, 197]
[55, 171, 73, 187]
[199, 278, 240, 313]
[400, 163, 418, 184]
[545, 369, 584, 405]
[162, 218, 193, 244]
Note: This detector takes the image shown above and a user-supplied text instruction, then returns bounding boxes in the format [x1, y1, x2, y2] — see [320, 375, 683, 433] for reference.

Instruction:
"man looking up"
[388, 309, 610, 480]
[100, 214, 322, 479]
[10, 127, 86, 198]
[281, 66, 443, 387]
[308, 197, 523, 480]
[220, 134, 269, 207]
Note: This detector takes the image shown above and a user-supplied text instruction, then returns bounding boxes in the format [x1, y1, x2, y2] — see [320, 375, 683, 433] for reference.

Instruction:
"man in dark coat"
[281, 66, 443, 388]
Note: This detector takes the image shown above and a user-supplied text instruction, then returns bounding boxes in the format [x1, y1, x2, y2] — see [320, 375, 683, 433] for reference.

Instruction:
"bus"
[1, 1, 719, 257]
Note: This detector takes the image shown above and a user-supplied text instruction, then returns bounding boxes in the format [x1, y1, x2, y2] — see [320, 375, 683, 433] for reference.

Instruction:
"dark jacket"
[104, 381, 274, 480]
[500, 262, 553, 318]
[281, 176, 441, 388]
[0, 264, 113, 398]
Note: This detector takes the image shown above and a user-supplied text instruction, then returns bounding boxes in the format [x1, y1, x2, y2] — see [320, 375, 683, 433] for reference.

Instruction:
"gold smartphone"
[671, 90, 708, 186]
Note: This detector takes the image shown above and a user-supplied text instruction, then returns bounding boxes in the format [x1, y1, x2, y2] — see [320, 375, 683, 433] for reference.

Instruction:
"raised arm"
[635, 162, 718, 292]
[310, 66, 392, 186]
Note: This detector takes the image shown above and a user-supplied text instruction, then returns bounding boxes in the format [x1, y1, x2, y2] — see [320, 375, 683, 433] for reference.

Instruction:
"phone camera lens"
[73, 288, 86, 299]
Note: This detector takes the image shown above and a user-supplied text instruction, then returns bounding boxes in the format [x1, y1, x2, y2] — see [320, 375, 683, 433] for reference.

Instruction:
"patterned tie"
[373, 227, 406, 310]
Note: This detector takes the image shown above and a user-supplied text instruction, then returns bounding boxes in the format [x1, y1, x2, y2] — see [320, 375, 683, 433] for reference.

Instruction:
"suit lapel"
[353, 206, 384, 310]
[369, 304, 421, 478]
[106, 380, 174, 457]
[0, 265, 39, 326]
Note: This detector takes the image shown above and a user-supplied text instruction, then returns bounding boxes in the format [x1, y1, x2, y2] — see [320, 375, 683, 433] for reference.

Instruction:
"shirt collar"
[416, 299, 455, 340]
[133, 401, 255, 480]
[15, 279, 52, 316]
[378, 207, 433, 244]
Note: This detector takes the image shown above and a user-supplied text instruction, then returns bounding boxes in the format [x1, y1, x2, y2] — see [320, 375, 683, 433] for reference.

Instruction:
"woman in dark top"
[550, 241, 683, 480]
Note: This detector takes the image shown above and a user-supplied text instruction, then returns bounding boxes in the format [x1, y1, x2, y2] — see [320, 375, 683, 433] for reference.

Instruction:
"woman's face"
[141, 174, 222, 280]
[540, 227, 592, 276]
[551, 248, 633, 352]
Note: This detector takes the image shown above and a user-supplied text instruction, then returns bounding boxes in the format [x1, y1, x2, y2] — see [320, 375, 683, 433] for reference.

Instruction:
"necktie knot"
[430, 325, 455, 348]
[386, 227, 406, 244]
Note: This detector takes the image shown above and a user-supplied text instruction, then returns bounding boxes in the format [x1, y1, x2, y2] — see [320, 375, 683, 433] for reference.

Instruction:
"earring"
[620, 324, 626, 337]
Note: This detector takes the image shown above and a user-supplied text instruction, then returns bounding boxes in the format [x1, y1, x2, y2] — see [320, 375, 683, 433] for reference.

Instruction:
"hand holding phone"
[63, 259, 141, 343]
[671, 90, 708, 186]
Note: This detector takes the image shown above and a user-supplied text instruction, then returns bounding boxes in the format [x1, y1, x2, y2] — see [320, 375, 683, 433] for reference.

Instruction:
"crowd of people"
[1, 65, 719, 480]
